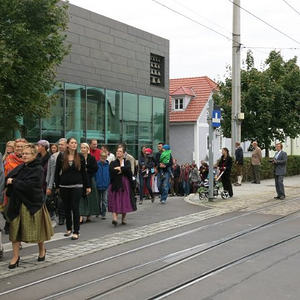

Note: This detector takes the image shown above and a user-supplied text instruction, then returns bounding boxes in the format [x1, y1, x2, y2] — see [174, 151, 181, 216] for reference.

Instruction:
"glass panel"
[138, 95, 152, 147]
[106, 89, 122, 144]
[86, 87, 105, 142]
[123, 92, 138, 144]
[65, 83, 86, 143]
[41, 84, 64, 143]
[153, 97, 165, 147]
[126, 144, 138, 160]
[23, 116, 40, 142]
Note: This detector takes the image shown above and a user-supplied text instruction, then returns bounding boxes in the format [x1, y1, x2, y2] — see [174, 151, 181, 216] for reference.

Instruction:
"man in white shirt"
[101, 145, 115, 163]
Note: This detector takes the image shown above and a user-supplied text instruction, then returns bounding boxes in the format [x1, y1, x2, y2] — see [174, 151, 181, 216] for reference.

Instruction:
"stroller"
[198, 171, 230, 200]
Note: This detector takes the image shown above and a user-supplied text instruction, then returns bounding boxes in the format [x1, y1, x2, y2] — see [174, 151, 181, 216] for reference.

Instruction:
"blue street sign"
[212, 109, 221, 127]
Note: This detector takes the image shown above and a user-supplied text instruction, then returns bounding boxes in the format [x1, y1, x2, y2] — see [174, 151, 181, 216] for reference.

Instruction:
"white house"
[169, 76, 231, 166]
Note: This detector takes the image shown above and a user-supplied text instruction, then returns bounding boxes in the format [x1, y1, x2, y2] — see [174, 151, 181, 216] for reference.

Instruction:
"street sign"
[212, 109, 221, 127]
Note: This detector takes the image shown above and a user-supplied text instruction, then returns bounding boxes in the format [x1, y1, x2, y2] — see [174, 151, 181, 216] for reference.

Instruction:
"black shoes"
[38, 249, 46, 262]
[112, 220, 118, 227]
[274, 196, 285, 200]
[8, 256, 20, 269]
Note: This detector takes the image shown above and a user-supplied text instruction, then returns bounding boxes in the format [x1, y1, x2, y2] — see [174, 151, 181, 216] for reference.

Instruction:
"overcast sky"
[69, 0, 300, 82]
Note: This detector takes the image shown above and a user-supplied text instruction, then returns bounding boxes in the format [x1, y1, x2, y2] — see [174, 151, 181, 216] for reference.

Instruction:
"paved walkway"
[0, 175, 299, 280]
[185, 175, 300, 215]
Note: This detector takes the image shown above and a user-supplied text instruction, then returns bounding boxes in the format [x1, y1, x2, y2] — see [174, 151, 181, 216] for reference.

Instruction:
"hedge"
[231, 155, 300, 182]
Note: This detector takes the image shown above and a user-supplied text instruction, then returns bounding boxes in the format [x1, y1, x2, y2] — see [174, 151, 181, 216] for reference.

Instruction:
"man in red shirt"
[89, 139, 101, 161]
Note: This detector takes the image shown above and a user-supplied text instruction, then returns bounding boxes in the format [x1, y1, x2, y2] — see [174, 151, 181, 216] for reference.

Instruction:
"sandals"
[64, 231, 72, 237]
[71, 234, 79, 240]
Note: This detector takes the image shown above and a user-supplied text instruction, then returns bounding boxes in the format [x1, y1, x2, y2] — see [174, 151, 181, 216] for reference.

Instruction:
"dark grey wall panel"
[56, 3, 169, 100]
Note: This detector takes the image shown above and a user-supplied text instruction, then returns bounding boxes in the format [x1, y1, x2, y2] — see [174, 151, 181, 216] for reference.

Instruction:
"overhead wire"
[228, 0, 300, 45]
[151, 0, 241, 46]
[151, 0, 300, 59]
[281, 0, 300, 17]
[171, 0, 232, 35]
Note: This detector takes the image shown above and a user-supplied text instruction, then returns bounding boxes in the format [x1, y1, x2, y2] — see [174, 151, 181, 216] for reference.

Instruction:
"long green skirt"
[79, 178, 100, 216]
[9, 203, 54, 243]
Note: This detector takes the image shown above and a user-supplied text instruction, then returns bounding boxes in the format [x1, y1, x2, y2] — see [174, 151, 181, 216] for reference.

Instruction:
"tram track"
[146, 233, 300, 300]
[85, 209, 300, 300]
[1, 196, 299, 299]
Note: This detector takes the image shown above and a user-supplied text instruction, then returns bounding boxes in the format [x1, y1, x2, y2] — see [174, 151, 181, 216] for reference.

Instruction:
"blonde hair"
[3, 141, 15, 161]
[100, 151, 108, 158]
[23, 143, 38, 155]
[80, 143, 90, 153]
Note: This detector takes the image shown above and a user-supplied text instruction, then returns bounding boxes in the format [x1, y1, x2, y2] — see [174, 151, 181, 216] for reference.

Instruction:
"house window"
[174, 98, 183, 110]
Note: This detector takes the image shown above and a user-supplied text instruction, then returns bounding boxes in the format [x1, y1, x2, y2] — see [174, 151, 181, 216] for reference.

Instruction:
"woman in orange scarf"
[1, 139, 27, 208]
[1, 138, 27, 234]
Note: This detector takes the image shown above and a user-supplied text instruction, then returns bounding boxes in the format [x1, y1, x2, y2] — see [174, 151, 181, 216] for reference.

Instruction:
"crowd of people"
[0, 138, 178, 268]
[0, 137, 287, 269]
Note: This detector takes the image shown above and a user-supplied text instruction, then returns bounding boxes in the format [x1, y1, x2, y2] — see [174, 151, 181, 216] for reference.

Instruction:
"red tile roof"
[170, 86, 196, 97]
[169, 76, 218, 123]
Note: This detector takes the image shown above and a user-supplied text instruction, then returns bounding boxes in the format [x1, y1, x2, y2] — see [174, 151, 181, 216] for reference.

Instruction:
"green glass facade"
[11, 82, 166, 158]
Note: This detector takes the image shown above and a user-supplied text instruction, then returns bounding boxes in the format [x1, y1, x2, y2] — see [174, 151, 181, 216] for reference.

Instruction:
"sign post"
[208, 96, 221, 201]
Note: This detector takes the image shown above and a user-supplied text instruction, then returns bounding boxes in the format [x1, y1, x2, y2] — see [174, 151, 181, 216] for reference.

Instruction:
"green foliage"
[0, 0, 69, 134]
[231, 156, 300, 182]
[214, 50, 300, 154]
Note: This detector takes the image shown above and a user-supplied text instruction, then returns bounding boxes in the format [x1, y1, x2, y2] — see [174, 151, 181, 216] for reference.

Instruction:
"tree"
[0, 0, 69, 136]
[214, 50, 300, 156]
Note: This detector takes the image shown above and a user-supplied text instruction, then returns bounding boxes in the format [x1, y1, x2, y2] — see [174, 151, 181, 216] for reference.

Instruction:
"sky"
[69, 0, 300, 82]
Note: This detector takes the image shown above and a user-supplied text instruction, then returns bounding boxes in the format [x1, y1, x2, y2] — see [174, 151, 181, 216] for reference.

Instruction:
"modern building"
[4, 3, 169, 158]
[169, 76, 231, 166]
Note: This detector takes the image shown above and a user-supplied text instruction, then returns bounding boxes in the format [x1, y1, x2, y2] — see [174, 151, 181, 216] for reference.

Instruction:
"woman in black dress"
[218, 147, 233, 197]
[79, 143, 99, 223]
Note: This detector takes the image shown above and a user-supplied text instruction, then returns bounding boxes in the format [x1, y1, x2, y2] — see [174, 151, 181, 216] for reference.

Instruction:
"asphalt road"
[1, 177, 300, 300]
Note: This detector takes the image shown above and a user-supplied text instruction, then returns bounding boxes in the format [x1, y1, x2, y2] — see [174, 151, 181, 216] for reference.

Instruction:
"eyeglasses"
[22, 152, 33, 156]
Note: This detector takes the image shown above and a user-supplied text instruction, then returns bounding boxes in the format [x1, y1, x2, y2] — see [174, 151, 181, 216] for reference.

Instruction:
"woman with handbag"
[108, 146, 135, 226]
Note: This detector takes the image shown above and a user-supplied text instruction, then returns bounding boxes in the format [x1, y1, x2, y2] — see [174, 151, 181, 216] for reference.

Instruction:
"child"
[95, 151, 110, 219]
[159, 144, 172, 179]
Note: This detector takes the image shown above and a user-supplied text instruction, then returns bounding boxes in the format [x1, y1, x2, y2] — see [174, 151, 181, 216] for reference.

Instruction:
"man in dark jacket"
[234, 142, 243, 186]
[272, 143, 287, 200]
[171, 159, 181, 196]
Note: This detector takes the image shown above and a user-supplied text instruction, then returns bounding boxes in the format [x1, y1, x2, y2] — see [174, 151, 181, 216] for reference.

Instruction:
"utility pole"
[208, 95, 214, 201]
[231, 0, 241, 156]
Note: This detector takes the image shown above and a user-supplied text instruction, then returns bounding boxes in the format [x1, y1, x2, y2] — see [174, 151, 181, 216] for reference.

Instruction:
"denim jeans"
[182, 180, 190, 196]
[159, 168, 171, 203]
[98, 189, 108, 217]
[139, 174, 153, 200]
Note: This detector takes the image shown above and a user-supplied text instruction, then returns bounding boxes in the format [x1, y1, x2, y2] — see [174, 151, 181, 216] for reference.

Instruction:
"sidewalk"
[185, 175, 300, 215]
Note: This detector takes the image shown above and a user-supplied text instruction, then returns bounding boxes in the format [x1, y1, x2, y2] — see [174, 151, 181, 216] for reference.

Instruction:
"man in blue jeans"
[155, 144, 173, 204]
